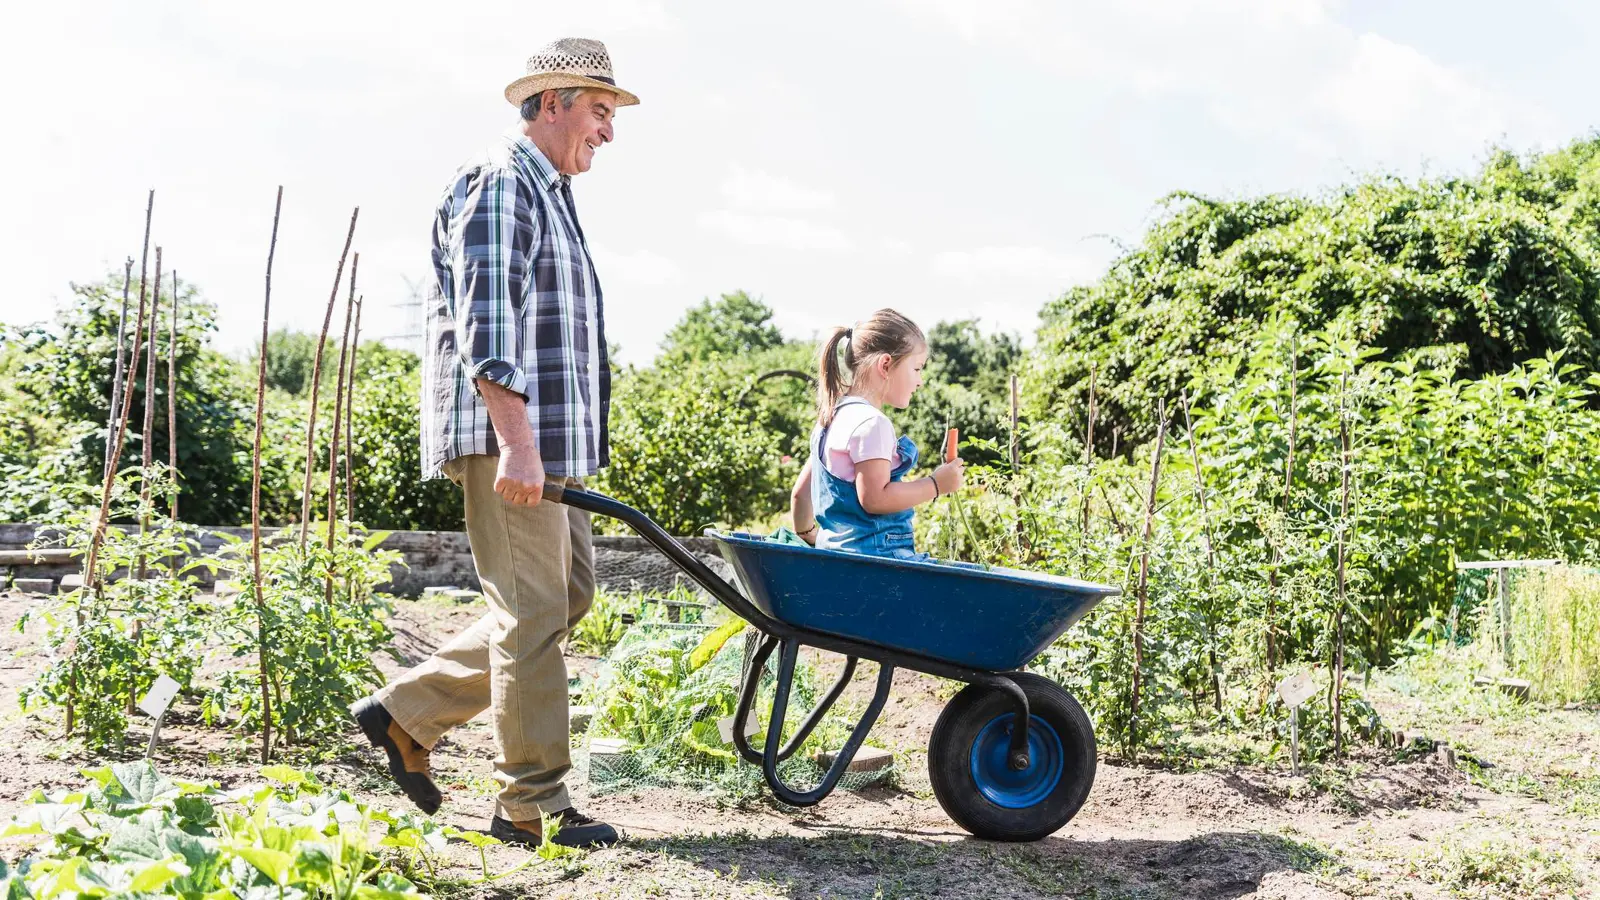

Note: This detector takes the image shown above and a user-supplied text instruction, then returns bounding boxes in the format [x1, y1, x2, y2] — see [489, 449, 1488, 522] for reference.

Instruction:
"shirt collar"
[503, 127, 569, 193]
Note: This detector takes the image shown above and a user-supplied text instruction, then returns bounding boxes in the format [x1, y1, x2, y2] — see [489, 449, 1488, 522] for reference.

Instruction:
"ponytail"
[817, 326, 852, 426]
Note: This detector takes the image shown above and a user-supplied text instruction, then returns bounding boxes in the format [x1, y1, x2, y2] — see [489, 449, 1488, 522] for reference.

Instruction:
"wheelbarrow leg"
[758, 639, 894, 807]
[732, 636, 860, 765]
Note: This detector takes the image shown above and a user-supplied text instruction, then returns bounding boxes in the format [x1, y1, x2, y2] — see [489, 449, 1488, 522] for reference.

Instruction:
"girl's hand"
[932, 458, 964, 498]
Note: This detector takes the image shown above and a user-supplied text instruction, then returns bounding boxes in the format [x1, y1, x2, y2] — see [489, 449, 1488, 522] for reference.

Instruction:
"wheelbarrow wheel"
[928, 672, 1096, 842]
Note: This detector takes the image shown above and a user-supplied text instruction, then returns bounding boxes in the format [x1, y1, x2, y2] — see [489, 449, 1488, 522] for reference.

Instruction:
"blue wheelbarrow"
[544, 483, 1120, 842]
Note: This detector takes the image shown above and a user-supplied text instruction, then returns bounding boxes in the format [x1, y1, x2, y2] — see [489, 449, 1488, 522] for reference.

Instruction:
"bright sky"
[4, 0, 1596, 363]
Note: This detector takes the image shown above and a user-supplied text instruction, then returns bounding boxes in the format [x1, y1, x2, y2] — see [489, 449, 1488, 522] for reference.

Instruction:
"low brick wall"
[0, 523, 729, 598]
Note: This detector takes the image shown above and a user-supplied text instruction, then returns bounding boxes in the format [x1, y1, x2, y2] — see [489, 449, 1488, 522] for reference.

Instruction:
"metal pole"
[1498, 567, 1512, 667]
[145, 706, 169, 761]
[1290, 707, 1300, 777]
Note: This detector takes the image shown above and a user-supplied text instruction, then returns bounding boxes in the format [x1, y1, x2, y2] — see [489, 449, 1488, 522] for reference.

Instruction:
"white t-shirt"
[819, 403, 899, 482]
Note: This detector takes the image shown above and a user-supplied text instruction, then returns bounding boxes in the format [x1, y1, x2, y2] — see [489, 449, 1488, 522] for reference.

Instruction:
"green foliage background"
[8, 135, 1600, 761]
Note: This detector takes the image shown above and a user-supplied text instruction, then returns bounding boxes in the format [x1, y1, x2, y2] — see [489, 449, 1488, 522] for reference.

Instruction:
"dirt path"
[1, 591, 1593, 899]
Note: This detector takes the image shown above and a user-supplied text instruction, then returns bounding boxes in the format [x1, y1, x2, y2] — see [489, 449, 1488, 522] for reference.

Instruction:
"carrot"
[944, 428, 960, 463]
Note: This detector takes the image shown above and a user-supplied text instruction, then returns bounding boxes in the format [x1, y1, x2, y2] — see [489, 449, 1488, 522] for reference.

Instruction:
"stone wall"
[0, 524, 730, 598]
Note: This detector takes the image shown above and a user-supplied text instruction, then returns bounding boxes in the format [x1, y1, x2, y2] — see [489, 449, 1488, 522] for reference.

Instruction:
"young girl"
[789, 309, 963, 559]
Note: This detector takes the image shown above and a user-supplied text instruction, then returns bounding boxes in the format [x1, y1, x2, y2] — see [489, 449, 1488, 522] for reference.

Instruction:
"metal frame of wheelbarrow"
[544, 482, 1037, 807]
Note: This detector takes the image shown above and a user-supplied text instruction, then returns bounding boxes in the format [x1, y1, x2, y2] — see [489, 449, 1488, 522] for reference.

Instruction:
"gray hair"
[519, 87, 585, 121]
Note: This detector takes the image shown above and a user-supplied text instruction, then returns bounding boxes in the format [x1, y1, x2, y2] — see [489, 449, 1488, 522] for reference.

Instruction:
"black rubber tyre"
[928, 673, 1097, 841]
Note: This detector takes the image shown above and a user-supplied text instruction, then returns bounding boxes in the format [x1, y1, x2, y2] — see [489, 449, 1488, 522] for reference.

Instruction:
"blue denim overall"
[811, 398, 924, 560]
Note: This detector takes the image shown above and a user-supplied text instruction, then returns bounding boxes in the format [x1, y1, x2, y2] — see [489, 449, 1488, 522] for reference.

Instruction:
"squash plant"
[0, 761, 424, 899]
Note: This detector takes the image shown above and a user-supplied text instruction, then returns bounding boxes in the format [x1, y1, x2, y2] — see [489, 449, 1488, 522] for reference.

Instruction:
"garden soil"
[1, 590, 1594, 899]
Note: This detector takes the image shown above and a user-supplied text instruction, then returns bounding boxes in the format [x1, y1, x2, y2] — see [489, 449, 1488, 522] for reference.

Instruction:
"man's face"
[544, 89, 616, 175]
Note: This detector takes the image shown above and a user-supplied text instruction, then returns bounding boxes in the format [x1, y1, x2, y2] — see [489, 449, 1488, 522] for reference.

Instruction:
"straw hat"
[504, 37, 640, 108]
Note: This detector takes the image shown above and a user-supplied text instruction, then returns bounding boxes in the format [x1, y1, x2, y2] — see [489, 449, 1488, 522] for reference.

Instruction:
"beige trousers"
[376, 454, 594, 819]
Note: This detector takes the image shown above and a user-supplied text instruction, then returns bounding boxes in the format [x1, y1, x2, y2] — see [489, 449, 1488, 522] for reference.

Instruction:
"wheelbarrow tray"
[709, 531, 1119, 671]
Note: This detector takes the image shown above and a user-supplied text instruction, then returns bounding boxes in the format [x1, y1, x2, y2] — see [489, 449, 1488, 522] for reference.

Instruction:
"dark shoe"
[490, 809, 621, 848]
[352, 697, 442, 814]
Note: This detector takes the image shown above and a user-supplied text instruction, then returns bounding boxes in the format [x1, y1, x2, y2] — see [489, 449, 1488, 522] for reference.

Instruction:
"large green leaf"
[127, 856, 192, 894]
[103, 812, 169, 861]
[235, 847, 294, 885]
[108, 762, 179, 809]
[689, 618, 746, 672]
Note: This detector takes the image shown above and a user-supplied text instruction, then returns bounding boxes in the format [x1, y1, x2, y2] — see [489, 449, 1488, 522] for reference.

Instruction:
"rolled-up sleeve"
[453, 168, 530, 397]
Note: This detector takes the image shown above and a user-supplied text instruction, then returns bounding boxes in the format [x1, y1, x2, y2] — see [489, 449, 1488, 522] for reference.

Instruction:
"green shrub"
[594, 361, 787, 535]
[0, 762, 427, 899]
[1027, 137, 1600, 449]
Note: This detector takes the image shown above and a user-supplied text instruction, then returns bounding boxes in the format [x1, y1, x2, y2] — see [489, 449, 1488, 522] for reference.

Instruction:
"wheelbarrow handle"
[538, 482, 781, 634]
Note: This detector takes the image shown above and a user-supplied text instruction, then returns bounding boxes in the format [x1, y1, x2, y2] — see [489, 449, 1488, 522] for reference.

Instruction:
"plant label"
[717, 711, 759, 744]
[1276, 671, 1317, 709]
[138, 675, 180, 719]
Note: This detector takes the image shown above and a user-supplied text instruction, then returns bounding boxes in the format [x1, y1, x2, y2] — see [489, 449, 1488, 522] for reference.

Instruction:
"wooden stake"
[1180, 390, 1223, 714]
[1266, 334, 1297, 675]
[107, 192, 154, 478]
[167, 271, 179, 519]
[324, 258, 357, 614]
[136, 248, 163, 581]
[75, 241, 152, 735]
[1331, 372, 1351, 756]
[345, 297, 362, 520]
[299, 208, 359, 547]
[252, 187, 284, 764]
[106, 256, 135, 481]
[1127, 398, 1168, 760]
[1079, 365, 1098, 565]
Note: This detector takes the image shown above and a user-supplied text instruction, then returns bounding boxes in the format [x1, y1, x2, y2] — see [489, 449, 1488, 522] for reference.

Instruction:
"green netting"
[1451, 563, 1600, 703]
[572, 619, 895, 800]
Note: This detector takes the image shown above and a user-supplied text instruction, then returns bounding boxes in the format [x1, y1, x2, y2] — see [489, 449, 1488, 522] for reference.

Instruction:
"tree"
[595, 360, 788, 535]
[657, 291, 786, 364]
[900, 320, 1022, 466]
[254, 329, 325, 396]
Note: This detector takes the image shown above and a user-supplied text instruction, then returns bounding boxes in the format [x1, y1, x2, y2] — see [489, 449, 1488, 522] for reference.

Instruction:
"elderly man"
[350, 37, 637, 849]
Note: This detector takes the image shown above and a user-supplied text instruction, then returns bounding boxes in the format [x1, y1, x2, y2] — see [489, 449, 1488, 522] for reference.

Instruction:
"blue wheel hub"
[969, 713, 1064, 809]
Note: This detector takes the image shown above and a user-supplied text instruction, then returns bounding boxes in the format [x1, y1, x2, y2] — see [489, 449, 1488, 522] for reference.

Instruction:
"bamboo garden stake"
[299, 208, 359, 547]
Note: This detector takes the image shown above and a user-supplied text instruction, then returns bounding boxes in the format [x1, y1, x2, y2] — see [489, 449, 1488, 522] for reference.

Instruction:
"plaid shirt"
[421, 128, 611, 480]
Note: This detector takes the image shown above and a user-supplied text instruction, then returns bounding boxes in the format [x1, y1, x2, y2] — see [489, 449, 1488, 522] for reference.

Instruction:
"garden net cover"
[573, 618, 895, 800]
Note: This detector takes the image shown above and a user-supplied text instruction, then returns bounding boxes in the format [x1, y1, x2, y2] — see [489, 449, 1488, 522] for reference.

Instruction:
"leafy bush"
[595, 361, 787, 535]
[1027, 136, 1600, 449]
[345, 348, 463, 531]
[0, 275, 255, 525]
[0, 761, 427, 899]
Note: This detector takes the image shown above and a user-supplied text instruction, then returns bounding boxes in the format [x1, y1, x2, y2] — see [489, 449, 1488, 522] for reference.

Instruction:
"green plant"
[1408, 833, 1582, 899]
[1027, 137, 1600, 450]
[204, 525, 404, 748]
[21, 472, 208, 750]
[0, 761, 425, 899]
[0, 273, 255, 525]
[567, 589, 640, 657]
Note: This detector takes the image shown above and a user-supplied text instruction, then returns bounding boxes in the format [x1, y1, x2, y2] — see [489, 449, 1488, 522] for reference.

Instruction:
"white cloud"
[697, 210, 850, 251]
[933, 246, 1103, 286]
[719, 167, 837, 212]
[890, 0, 1540, 172]
[591, 245, 682, 287]
[1313, 33, 1504, 155]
